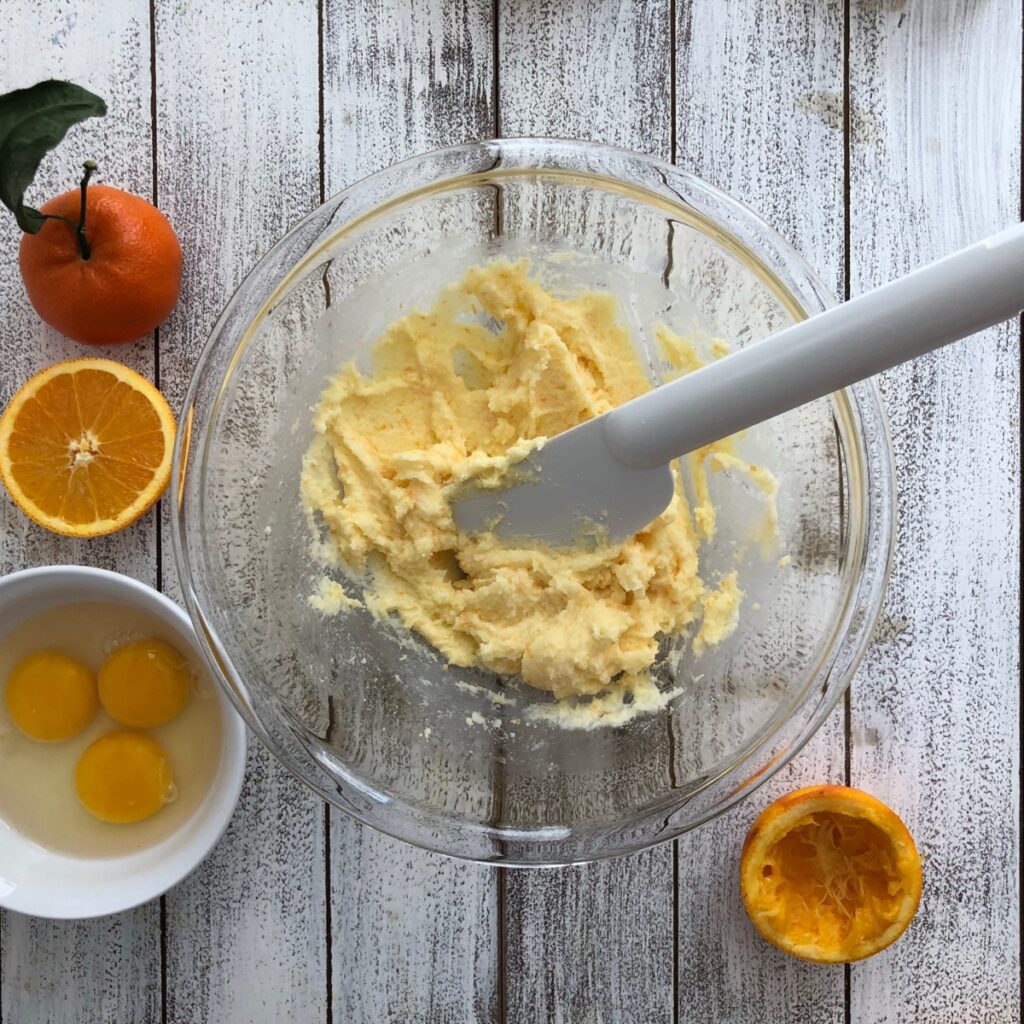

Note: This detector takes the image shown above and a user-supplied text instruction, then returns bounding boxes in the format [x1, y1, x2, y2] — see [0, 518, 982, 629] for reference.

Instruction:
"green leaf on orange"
[0, 79, 106, 233]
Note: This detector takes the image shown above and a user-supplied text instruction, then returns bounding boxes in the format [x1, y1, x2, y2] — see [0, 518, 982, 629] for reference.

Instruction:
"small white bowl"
[0, 566, 247, 919]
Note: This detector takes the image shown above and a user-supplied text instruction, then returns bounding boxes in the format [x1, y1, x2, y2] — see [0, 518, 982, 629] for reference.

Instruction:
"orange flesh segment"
[0, 360, 174, 536]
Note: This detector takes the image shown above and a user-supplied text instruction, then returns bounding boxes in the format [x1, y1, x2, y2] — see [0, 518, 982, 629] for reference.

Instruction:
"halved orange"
[740, 785, 922, 963]
[0, 359, 175, 537]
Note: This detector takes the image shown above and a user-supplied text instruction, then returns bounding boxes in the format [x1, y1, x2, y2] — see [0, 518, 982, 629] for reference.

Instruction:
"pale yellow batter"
[302, 262, 768, 706]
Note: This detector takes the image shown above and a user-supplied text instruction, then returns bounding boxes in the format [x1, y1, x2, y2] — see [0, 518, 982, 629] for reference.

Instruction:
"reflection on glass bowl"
[171, 139, 894, 865]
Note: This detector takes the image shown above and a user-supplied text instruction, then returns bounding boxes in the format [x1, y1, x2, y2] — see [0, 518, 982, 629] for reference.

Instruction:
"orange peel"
[740, 785, 922, 963]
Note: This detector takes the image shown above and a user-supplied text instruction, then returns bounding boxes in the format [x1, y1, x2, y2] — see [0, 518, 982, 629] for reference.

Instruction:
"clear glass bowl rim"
[171, 137, 897, 866]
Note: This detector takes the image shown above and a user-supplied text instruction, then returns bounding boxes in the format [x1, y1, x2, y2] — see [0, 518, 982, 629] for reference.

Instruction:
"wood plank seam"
[842, 2, 853, 1021]
[493, 9, 508, 1024]
[148, 1, 170, 1021]
[669, 4, 681, 1021]
[317, 5, 334, 1024]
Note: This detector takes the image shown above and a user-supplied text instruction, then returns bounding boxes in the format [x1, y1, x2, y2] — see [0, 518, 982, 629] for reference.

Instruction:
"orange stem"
[76, 160, 96, 260]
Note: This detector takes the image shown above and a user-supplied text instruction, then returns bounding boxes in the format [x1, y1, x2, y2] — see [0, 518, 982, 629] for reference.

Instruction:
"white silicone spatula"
[453, 223, 1024, 545]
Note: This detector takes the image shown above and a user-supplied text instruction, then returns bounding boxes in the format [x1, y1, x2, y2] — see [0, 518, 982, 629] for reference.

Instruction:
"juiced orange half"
[740, 785, 922, 963]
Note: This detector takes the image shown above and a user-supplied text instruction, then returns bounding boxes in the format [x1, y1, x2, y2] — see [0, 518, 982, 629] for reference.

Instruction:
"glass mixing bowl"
[171, 139, 895, 865]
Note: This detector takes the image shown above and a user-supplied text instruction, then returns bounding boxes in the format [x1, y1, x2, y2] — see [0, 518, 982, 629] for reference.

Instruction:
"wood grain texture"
[498, 3, 676, 1022]
[0, 3, 1019, 1021]
[498, 0, 672, 153]
[322, 4, 501, 1023]
[674, 2, 847, 1020]
[325, 0, 494, 186]
[153, 4, 327, 1023]
[330, 825, 499, 1023]
[0, 6, 161, 1023]
[848, 2, 1021, 1021]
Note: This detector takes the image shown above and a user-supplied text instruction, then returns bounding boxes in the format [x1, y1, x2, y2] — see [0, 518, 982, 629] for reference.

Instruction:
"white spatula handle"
[606, 222, 1024, 469]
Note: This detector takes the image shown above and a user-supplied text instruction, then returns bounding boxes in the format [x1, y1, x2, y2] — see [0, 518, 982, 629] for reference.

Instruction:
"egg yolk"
[5, 651, 98, 741]
[75, 731, 176, 824]
[98, 638, 191, 728]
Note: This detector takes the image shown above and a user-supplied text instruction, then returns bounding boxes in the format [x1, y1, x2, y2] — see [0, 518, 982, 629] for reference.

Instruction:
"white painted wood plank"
[498, 0, 671, 153]
[153, 4, 327, 1023]
[498, 3, 676, 1021]
[674, 2, 847, 1020]
[326, 0, 495, 187]
[0, 6, 161, 1022]
[322, 4, 501, 1021]
[848, 3, 1020, 1021]
[330, 824, 499, 1022]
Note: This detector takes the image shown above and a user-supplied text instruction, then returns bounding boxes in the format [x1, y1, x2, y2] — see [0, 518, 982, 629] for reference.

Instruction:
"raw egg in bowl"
[0, 566, 246, 919]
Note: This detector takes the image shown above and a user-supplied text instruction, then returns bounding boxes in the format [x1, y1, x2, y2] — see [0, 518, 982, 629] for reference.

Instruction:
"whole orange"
[18, 184, 182, 346]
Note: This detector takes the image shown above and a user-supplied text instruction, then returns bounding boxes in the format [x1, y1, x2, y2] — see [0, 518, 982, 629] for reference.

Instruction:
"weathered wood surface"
[0, 5, 161, 1022]
[848, 2, 1021, 1022]
[674, 3, 848, 1021]
[0, 1, 1018, 1022]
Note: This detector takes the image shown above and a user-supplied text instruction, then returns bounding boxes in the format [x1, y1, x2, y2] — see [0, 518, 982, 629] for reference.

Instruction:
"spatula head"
[451, 419, 675, 546]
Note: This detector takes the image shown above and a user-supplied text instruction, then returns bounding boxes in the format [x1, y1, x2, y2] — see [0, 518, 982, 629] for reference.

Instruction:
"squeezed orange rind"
[740, 785, 922, 963]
